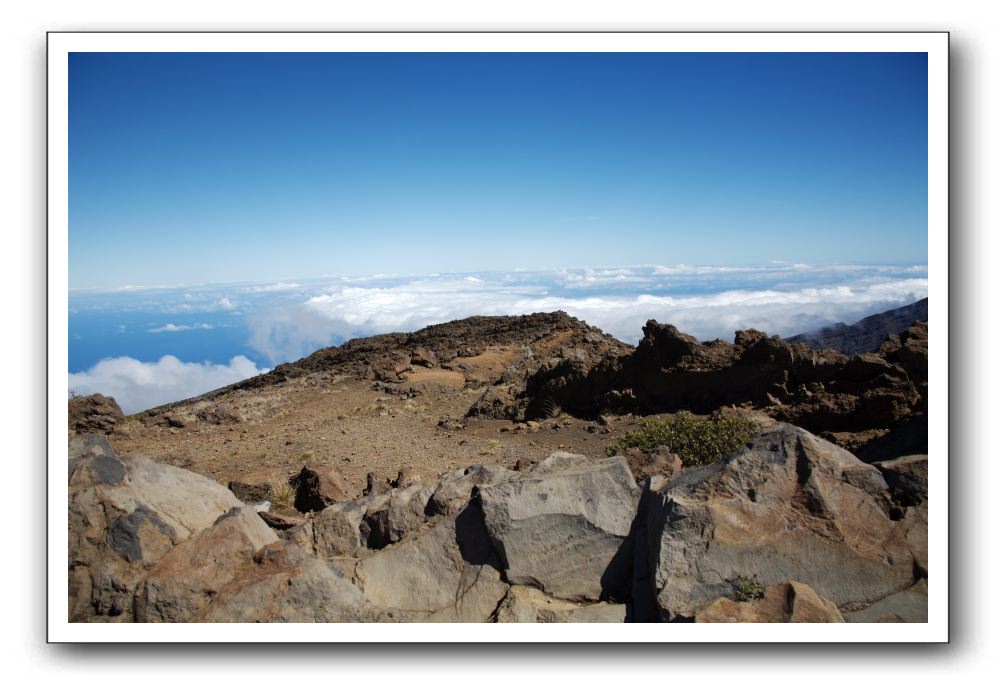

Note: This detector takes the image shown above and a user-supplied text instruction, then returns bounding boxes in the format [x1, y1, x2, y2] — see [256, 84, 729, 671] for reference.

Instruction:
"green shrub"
[605, 411, 759, 467]
[732, 575, 766, 602]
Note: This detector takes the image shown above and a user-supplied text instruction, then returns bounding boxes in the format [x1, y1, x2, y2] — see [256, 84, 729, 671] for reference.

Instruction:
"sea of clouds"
[69, 264, 928, 413]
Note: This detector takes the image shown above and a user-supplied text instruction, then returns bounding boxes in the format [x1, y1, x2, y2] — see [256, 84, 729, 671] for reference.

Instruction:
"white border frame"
[48, 31, 949, 643]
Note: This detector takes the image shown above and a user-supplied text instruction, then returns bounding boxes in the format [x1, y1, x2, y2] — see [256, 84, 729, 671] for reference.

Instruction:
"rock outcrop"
[489, 319, 927, 461]
[69, 394, 124, 435]
[206, 311, 630, 395]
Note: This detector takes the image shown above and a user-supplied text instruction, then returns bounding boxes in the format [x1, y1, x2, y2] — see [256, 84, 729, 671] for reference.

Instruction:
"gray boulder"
[354, 502, 508, 622]
[478, 452, 641, 602]
[645, 424, 924, 620]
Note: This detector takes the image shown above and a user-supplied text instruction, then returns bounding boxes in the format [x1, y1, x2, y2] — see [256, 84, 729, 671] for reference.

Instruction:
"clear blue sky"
[69, 52, 927, 289]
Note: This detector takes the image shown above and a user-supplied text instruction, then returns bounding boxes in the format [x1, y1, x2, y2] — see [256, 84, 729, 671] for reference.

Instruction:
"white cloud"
[218, 297, 237, 310]
[147, 322, 213, 333]
[69, 355, 266, 414]
[245, 269, 928, 362]
[247, 282, 301, 292]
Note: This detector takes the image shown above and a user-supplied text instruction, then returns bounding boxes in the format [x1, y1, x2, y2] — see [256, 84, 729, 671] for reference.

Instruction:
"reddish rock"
[695, 581, 844, 623]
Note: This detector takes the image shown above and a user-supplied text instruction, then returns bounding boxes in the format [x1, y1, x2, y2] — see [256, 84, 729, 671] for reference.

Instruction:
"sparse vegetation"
[539, 398, 562, 419]
[605, 411, 760, 467]
[298, 451, 314, 462]
[479, 437, 501, 456]
[268, 478, 296, 510]
[732, 575, 766, 602]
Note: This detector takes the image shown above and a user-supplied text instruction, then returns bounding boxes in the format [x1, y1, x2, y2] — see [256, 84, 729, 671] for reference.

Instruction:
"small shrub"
[298, 451, 314, 462]
[268, 478, 296, 510]
[479, 438, 501, 455]
[732, 575, 766, 602]
[605, 411, 760, 467]
[539, 398, 562, 419]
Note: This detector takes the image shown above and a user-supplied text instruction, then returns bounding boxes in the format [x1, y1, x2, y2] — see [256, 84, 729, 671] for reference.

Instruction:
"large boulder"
[354, 502, 508, 622]
[68, 435, 261, 621]
[645, 424, 925, 621]
[135, 507, 277, 621]
[136, 512, 392, 622]
[478, 453, 641, 602]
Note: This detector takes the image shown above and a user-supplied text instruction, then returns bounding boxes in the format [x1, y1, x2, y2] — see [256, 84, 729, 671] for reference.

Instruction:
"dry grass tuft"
[268, 477, 296, 510]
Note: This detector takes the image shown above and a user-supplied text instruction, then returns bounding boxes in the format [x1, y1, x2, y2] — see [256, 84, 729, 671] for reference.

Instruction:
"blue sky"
[69, 52, 927, 289]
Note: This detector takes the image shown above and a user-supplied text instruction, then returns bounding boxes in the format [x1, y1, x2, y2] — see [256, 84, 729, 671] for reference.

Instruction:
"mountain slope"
[786, 297, 927, 355]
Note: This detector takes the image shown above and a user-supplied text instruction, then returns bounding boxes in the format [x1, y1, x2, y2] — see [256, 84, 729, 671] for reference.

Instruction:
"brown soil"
[110, 371, 635, 494]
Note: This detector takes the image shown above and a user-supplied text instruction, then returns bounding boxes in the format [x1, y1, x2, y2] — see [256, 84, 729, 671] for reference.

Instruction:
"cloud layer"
[69, 355, 266, 414]
[147, 322, 213, 333]
[69, 264, 930, 409]
[244, 266, 929, 362]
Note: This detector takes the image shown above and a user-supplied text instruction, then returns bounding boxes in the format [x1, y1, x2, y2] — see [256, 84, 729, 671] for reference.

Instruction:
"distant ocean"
[69, 264, 927, 413]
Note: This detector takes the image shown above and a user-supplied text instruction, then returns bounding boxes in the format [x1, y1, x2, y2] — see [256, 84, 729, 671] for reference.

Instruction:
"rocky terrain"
[787, 298, 928, 356]
[68, 307, 929, 623]
[68, 425, 927, 623]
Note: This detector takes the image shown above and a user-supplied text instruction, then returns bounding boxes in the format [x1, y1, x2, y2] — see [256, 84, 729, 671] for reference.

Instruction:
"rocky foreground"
[69, 423, 926, 623]
[69, 308, 928, 623]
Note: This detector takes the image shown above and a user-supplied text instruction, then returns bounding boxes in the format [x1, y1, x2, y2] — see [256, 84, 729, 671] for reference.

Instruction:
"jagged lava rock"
[69, 394, 124, 435]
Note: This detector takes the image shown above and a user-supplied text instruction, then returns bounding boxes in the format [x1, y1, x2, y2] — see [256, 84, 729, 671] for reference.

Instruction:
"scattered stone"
[437, 416, 465, 431]
[227, 480, 270, 504]
[410, 347, 438, 368]
[258, 510, 305, 530]
[290, 465, 351, 512]
[195, 403, 243, 425]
